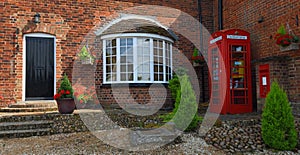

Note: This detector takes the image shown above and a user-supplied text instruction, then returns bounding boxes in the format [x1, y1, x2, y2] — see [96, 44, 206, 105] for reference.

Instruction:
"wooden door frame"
[22, 33, 56, 101]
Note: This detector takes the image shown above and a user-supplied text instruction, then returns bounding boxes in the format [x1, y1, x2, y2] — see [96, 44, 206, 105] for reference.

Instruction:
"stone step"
[0, 128, 51, 138]
[0, 107, 57, 113]
[130, 128, 178, 146]
[0, 100, 58, 113]
[8, 100, 57, 108]
[0, 120, 53, 131]
[0, 114, 53, 123]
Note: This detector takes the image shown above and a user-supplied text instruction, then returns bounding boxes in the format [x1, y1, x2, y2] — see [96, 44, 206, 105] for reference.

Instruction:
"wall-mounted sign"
[210, 36, 222, 44]
[262, 77, 267, 86]
[227, 35, 247, 40]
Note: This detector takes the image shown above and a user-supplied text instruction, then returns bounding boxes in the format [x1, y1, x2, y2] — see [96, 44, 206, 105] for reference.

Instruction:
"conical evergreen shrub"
[161, 74, 202, 131]
[261, 81, 298, 150]
[58, 74, 74, 99]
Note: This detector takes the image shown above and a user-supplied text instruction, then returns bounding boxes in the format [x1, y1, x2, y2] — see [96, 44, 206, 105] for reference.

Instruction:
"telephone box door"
[228, 43, 252, 114]
[208, 42, 227, 114]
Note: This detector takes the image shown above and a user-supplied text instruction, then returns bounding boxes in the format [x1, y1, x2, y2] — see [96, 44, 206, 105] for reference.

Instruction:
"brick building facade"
[1, 0, 299, 115]
[0, 0, 212, 108]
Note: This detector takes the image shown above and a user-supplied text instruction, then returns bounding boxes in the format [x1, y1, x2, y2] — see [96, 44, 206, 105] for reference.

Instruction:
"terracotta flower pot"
[56, 98, 76, 114]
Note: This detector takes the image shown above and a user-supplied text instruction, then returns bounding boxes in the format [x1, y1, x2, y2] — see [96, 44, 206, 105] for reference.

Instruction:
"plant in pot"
[274, 24, 299, 51]
[73, 83, 97, 109]
[191, 48, 203, 66]
[54, 74, 75, 114]
[78, 45, 95, 65]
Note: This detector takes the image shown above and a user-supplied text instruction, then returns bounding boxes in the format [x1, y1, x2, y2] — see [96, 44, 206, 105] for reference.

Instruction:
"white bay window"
[102, 33, 173, 84]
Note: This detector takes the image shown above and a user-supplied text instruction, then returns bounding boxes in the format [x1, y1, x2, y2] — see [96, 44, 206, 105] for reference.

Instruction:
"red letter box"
[259, 64, 270, 98]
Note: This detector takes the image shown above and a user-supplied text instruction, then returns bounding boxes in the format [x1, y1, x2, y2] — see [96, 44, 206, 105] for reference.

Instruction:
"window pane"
[139, 64, 144, 73]
[120, 47, 126, 55]
[154, 74, 158, 81]
[121, 73, 126, 81]
[106, 40, 112, 46]
[106, 66, 111, 73]
[159, 74, 163, 81]
[154, 65, 158, 72]
[154, 40, 158, 47]
[106, 74, 111, 81]
[106, 48, 112, 55]
[159, 66, 163, 73]
[120, 56, 126, 63]
[143, 64, 150, 71]
[120, 38, 126, 46]
[111, 74, 116, 81]
[159, 57, 163, 63]
[121, 65, 126, 72]
[154, 49, 158, 55]
[138, 74, 143, 81]
[127, 56, 133, 63]
[127, 47, 133, 55]
[159, 41, 163, 48]
[112, 56, 116, 63]
[143, 74, 150, 81]
[106, 57, 111, 64]
[112, 48, 116, 55]
[111, 65, 117, 72]
[127, 38, 133, 45]
[128, 73, 134, 80]
[112, 39, 116, 46]
[128, 65, 133, 72]
[154, 57, 159, 64]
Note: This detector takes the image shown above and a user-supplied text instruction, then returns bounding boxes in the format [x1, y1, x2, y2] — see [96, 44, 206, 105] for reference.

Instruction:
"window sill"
[101, 83, 169, 88]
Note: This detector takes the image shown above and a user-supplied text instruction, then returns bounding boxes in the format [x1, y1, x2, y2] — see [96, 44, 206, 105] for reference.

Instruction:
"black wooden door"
[26, 37, 54, 100]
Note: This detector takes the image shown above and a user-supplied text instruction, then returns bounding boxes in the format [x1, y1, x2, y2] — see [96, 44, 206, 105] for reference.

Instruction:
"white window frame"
[102, 33, 173, 84]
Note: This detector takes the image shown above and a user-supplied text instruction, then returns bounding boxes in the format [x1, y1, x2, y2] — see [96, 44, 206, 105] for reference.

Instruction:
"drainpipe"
[197, 0, 206, 102]
[218, 0, 223, 30]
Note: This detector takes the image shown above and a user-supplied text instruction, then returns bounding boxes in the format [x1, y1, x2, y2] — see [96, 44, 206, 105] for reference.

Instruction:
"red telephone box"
[208, 29, 252, 114]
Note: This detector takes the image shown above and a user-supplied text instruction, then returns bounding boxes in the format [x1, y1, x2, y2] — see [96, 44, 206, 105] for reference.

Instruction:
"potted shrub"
[73, 84, 97, 109]
[191, 48, 203, 66]
[54, 74, 75, 114]
[78, 45, 95, 64]
[274, 24, 299, 52]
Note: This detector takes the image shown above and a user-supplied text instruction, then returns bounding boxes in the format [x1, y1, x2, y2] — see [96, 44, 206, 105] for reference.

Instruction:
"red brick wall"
[0, 0, 211, 107]
[213, 0, 300, 107]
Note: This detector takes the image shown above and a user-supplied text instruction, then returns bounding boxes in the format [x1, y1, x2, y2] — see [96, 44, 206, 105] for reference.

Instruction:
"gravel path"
[0, 131, 224, 155]
[0, 131, 299, 155]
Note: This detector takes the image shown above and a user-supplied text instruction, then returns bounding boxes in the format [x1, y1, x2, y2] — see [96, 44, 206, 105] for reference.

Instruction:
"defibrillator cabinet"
[208, 29, 252, 114]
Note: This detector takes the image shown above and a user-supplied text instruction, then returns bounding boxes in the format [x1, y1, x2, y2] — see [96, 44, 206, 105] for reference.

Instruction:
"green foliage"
[168, 75, 180, 100]
[78, 46, 94, 63]
[168, 67, 188, 100]
[292, 35, 299, 43]
[192, 48, 201, 63]
[262, 81, 298, 150]
[193, 48, 199, 57]
[161, 74, 202, 132]
[277, 24, 287, 35]
[58, 74, 74, 99]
